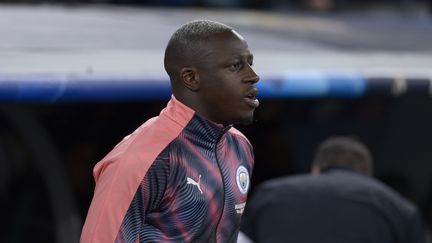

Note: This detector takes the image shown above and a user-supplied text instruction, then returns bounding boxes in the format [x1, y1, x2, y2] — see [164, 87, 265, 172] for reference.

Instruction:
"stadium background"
[1, 1, 432, 242]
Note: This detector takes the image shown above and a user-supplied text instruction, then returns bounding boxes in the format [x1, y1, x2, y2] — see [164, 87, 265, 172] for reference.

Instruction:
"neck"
[174, 93, 224, 125]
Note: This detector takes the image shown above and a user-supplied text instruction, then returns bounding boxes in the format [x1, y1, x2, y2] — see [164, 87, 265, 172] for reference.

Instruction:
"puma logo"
[186, 175, 203, 194]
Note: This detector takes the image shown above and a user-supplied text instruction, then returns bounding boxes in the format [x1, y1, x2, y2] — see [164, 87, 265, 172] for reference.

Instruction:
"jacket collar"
[162, 95, 232, 145]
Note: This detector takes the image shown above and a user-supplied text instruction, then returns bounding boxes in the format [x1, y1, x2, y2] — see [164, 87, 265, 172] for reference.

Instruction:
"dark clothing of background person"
[240, 167, 426, 243]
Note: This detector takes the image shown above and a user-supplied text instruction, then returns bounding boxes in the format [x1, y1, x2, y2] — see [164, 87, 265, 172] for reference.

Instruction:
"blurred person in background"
[304, 0, 334, 11]
[239, 136, 426, 243]
[81, 19, 260, 242]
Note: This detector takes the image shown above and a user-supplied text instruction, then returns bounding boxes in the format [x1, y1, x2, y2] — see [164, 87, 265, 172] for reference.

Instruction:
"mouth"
[244, 88, 259, 108]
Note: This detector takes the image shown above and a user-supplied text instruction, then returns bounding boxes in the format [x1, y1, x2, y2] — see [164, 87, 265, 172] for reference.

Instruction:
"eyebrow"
[229, 53, 254, 60]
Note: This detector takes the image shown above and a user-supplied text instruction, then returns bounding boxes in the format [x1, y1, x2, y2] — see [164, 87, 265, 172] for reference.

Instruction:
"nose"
[244, 65, 260, 84]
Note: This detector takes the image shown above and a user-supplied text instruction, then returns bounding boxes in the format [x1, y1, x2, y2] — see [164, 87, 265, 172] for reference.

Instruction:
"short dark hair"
[312, 136, 373, 176]
[164, 19, 233, 80]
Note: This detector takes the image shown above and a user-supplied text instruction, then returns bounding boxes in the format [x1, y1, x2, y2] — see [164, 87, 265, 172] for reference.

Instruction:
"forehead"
[201, 30, 251, 58]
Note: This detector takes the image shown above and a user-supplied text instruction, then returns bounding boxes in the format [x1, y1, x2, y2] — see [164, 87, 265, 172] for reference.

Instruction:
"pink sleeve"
[80, 96, 194, 243]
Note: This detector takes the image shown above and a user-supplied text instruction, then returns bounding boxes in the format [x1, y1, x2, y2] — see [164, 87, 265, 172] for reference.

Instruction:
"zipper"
[212, 131, 227, 243]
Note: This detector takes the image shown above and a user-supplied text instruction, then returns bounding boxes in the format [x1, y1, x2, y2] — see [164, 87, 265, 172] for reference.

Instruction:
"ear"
[180, 67, 200, 91]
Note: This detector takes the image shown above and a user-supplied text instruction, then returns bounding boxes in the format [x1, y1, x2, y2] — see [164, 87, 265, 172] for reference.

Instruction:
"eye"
[228, 62, 242, 71]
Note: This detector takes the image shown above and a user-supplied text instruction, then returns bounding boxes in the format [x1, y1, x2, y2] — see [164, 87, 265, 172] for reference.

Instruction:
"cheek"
[201, 73, 242, 102]
[215, 85, 240, 103]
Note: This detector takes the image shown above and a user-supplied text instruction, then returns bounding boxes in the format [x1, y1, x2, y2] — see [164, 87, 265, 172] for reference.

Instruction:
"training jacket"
[81, 95, 254, 243]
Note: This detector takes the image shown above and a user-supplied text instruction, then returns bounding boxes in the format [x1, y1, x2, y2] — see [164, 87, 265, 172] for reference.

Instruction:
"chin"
[236, 113, 255, 125]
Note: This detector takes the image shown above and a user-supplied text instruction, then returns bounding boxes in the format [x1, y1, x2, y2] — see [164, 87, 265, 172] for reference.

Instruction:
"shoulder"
[260, 174, 312, 189]
[226, 127, 255, 165]
[101, 113, 183, 164]
[364, 176, 419, 213]
[93, 111, 187, 186]
[228, 126, 251, 144]
[227, 126, 253, 155]
[327, 171, 419, 217]
[251, 174, 313, 199]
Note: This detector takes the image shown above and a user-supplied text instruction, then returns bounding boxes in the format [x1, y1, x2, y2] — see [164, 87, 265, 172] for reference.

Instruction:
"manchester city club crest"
[236, 165, 250, 194]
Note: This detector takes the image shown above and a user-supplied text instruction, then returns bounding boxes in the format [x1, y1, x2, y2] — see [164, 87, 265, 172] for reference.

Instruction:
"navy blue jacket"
[241, 168, 426, 243]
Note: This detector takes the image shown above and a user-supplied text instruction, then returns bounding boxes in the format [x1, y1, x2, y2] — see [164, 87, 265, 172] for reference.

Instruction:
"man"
[81, 19, 259, 242]
[240, 136, 426, 243]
